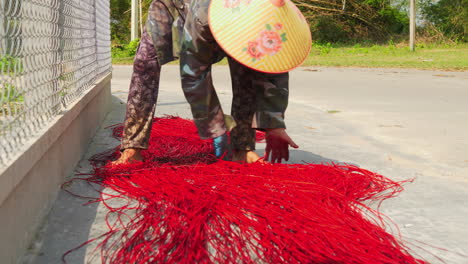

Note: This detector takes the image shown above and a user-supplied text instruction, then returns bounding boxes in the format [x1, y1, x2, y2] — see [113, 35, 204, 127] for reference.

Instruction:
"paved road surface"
[23, 66, 468, 264]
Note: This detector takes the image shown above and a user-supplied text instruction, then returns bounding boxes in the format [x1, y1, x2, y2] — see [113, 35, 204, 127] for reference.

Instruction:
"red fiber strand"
[64, 116, 427, 264]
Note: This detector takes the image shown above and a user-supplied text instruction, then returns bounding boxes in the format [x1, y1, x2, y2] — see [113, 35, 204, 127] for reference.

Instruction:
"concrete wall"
[0, 73, 112, 264]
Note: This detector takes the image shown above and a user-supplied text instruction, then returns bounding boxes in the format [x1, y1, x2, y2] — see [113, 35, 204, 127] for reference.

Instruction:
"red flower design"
[247, 41, 264, 59]
[257, 30, 282, 55]
[274, 23, 283, 30]
[224, 0, 242, 8]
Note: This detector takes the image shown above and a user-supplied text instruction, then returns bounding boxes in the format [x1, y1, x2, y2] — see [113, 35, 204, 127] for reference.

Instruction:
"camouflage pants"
[121, 0, 183, 151]
[122, 0, 289, 152]
[121, 30, 161, 151]
[120, 26, 263, 151]
[121, 30, 274, 151]
[180, 0, 289, 151]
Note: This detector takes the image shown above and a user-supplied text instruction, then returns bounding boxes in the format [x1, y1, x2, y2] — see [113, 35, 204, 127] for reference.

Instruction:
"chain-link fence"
[0, 0, 111, 166]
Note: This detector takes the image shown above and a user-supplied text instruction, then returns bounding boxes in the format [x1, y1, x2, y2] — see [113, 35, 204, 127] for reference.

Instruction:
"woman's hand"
[265, 128, 298, 163]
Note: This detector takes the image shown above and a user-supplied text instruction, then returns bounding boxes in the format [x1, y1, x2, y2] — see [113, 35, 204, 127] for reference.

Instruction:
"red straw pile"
[70, 116, 426, 264]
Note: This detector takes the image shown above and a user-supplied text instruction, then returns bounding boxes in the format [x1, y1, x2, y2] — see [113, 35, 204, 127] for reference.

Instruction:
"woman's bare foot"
[232, 150, 264, 164]
[111, 148, 143, 165]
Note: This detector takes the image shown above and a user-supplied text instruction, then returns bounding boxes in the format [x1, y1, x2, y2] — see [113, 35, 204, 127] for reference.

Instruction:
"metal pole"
[139, 0, 143, 36]
[409, 0, 416, 51]
[131, 0, 139, 40]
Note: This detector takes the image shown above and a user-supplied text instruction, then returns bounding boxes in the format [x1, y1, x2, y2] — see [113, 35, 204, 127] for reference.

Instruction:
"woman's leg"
[114, 30, 162, 164]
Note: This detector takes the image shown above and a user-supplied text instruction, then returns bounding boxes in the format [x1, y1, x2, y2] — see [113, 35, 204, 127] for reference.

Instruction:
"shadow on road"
[255, 149, 357, 166]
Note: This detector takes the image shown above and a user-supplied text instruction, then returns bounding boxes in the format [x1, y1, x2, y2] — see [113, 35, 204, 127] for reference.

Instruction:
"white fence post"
[409, 0, 416, 51]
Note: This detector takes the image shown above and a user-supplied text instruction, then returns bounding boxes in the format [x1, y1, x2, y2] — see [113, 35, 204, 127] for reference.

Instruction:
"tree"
[420, 0, 467, 41]
[110, 0, 131, 44]
[111, 0, 414, 44]
[293, 0, 409, 43]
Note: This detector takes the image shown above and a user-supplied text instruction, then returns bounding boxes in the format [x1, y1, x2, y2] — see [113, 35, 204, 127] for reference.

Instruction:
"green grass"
[1, 55, 23, 74]
[1, 83, 24, 117]
[304, 43, 468, 71]
[1, 83, 23, 103]
[112, 57, 135, 65]
[112, 43, 468, 71]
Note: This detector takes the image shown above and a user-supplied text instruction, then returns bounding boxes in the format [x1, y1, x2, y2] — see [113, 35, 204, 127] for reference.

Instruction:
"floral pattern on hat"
[223, 0, 251, 9]
[243, 23, 287, 62]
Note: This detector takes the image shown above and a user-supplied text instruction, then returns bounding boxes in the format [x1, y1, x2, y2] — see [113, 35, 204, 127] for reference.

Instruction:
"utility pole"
[139, 0, 144, 36]
[409, 0, 416, 51]
[131, 0, 139, 41]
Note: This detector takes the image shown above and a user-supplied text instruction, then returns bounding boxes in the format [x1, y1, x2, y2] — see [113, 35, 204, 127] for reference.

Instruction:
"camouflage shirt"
[180, 0, 289, 141]
[146, 0, 190, 65]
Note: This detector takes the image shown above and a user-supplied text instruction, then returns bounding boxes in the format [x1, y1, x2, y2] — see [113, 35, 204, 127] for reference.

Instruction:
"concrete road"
[23, 65, 468, 264]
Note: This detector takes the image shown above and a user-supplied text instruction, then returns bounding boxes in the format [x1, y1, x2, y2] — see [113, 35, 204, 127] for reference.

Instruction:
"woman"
[179, 0, 300, 164]
[115, 0, 298, 164]
[114, 0, 190, 164]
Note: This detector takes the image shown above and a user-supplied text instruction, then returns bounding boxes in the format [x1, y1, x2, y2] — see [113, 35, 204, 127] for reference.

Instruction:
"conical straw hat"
[208, 0, 312, 73]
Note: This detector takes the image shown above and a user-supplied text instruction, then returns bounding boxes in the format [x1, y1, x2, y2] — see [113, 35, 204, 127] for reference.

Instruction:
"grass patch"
[1, 83, 23, 103]
[112, 42, 468, 71]
[111, 39, 140, 65]
[1, 56, 22, 74]
[305, 43, 468, 71]
[112, 57, 135, 65]
[1, 83, 24, 117]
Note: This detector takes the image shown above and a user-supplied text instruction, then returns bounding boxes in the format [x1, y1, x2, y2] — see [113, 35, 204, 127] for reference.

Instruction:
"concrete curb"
[0, 73, 112, 264]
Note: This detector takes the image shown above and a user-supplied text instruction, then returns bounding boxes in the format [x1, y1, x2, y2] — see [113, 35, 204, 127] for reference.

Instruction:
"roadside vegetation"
[0, 56, 22, 74]
[306, 42, 467, 71]
[112, 42, 467, 71]
[1, 83, 24, 118]
[1, 56, 24, 117]
[110, 0, 467, 71]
